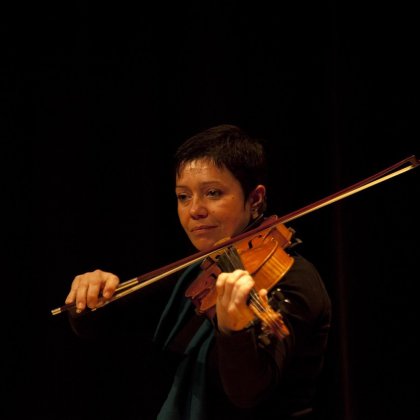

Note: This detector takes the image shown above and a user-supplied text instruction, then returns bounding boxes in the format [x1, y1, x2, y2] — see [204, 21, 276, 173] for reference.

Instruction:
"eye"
[176, 193, 191, 203]
[206, 189, 222, 198]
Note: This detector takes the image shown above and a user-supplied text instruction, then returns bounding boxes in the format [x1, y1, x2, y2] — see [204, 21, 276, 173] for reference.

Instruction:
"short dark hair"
[174, 124, 268, 206]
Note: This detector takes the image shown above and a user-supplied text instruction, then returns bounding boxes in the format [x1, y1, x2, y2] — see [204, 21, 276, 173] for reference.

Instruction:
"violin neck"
[216, 246, 245, 272]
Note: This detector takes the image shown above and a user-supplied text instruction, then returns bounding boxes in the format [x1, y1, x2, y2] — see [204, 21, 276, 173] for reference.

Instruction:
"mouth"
[191, 225, 217, 233]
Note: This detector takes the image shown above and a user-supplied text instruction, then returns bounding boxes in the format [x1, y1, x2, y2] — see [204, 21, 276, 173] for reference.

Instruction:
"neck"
[244, 213, 265, 233]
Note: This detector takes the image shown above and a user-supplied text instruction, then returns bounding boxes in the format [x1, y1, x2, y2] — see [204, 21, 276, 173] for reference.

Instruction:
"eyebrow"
[175, 180, 225, 189]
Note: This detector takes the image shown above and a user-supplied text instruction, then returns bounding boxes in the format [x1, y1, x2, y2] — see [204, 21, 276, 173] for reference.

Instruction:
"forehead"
[176, 158, 235, 184]
[178, 158, 221, 176]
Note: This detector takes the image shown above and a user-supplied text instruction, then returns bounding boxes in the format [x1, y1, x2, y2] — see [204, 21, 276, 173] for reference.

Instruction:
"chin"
[191, 238, 214, 252]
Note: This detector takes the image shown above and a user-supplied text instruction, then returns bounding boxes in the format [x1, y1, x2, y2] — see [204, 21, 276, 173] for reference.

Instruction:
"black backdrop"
[4, 2, 419, 419]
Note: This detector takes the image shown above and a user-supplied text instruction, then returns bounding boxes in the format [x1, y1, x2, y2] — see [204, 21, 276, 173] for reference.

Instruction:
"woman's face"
[176, 158, 255, 251]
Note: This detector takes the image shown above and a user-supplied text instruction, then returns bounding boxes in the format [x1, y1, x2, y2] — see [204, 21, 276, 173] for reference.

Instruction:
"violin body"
[185, 218, 295, 322]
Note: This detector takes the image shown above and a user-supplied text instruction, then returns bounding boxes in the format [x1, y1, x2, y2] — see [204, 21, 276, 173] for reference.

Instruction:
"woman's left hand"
[215, 269, 257, 334]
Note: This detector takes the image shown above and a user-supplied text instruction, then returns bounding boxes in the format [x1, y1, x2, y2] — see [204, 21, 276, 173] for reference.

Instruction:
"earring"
[252, 206, 259, 219]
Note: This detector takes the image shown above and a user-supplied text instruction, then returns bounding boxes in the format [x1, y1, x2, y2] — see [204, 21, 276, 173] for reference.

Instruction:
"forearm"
[215, 327, 284, 408]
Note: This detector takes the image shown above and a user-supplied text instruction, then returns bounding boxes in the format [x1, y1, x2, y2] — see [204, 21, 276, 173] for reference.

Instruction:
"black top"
[152, 252, 331, 419]
[68, 238, 331, 420]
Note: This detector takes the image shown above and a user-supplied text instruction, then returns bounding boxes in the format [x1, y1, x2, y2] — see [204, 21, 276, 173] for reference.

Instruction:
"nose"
[189, 196, 208, 219]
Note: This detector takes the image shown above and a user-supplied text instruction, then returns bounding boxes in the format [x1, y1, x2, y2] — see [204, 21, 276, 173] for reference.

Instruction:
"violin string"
[248, 294, 287, 337]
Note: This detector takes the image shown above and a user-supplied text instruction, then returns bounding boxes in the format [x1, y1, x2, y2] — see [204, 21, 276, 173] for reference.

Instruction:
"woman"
[64, 124, 332, 419]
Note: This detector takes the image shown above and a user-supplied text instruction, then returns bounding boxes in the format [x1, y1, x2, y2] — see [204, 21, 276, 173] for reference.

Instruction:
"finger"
[74, 275, 91, 311]
[65, 276, 81, 304]
[231, 274, 255, 306]
[216, 269, 247, 303]
[101, 271, 119, 299]
[86, 271, 119, 309]
[66, 274, 90, 312]
[216, 272, 228, 295]
[86, 280, 102, 309]
[258, 288, 268, 305]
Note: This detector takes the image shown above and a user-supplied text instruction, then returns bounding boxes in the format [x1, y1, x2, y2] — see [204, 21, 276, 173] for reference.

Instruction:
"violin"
[185, 217, 294, 339]
[51, 155, 419, 338]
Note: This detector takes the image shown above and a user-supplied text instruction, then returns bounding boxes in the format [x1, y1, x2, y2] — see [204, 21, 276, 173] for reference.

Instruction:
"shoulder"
[279, 254, 331, 322]
[287, 254, 321, 280]
[283, 254, 324, 289]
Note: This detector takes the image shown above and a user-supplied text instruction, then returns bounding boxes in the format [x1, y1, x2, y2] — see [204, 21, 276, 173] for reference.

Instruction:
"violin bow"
[51, 154, 419, 316]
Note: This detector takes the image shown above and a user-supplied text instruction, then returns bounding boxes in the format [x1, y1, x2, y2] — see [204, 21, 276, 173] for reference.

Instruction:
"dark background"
[4, 2, 419, 419]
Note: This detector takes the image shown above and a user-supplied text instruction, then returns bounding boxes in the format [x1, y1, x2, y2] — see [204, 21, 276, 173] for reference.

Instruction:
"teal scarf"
[154, 263, 215, 420]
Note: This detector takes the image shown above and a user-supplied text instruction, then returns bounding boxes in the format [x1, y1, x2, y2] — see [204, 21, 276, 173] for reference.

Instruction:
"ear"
[249, 184, 266, 208]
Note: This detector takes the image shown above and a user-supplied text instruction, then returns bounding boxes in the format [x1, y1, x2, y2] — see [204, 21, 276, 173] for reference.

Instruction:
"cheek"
[177, 206, 192, 234]
[221, 207, 250, 234]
